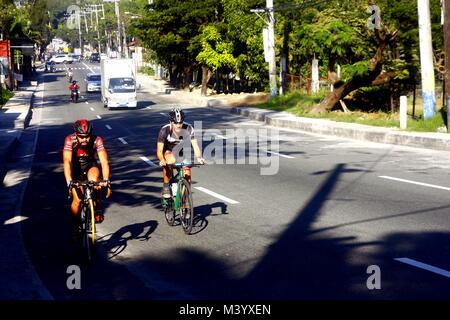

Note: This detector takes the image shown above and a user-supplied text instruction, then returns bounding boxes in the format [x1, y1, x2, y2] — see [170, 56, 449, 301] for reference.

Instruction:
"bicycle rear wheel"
[179, 179, 194, 234]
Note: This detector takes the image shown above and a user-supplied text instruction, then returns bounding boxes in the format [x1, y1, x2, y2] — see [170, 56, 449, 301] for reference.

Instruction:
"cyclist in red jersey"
[63, 119, 110, 234]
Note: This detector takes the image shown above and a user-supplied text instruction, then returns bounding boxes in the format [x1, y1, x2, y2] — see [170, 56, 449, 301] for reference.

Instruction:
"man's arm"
[191, 139, 205, 164]
[63, 150, 73, 185]
[157, 142, 166, 166]
[97, 149, 110, 181]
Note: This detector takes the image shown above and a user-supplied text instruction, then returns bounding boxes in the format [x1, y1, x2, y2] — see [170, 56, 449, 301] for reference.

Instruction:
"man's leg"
[70, 186, 83, 239]
[162, 151, 176, 198]
[86, 166, 103, 223]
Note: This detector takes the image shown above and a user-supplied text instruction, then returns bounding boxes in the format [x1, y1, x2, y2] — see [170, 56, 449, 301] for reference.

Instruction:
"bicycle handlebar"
[168, 162, 205, 169]
[68, 180, 112, 198]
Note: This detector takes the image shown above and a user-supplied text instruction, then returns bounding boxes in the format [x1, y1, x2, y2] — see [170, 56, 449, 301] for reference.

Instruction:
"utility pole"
[444, 0, 450, 131]
[95, 5, 101, 53]
[417, 0, 436, 120]
[267, 0, 277, 97]
[103, 0, 122, 57]
[78, 11, 83, 56]
[115, 0, 122, 57]
[250, 1, 278, 98]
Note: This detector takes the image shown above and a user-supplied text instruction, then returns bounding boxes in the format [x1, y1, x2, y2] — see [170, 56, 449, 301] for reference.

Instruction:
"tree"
[131, 0, 223, 88]
[195, 25, 236, 95]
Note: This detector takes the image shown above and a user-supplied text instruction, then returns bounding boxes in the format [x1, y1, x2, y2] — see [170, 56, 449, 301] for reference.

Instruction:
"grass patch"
[139, 66, 155, 76]
[254, 91, 447, 133]
[0, 88, 14, 109]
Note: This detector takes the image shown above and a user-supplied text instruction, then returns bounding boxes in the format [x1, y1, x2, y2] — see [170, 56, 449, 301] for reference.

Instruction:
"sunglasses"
[76, 134, 90, 139]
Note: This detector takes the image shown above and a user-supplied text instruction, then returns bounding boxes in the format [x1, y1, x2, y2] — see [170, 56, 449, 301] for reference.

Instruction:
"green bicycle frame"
[172, 166, 185, 210]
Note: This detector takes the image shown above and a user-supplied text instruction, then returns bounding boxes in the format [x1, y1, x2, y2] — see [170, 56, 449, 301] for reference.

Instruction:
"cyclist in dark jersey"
[157, 107, 205, 198]
[63, 119, 110, 233]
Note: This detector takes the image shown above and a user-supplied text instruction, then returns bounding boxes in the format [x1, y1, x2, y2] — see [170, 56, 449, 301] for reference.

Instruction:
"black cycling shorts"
[72, 161, 98, 181]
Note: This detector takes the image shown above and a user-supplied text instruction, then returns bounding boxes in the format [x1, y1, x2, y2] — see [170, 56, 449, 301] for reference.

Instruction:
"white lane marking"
[118, 137, 128, 145]
[140, 156, 158, 167]
[90, 107, 95, 111]
[159, 112, 167, 117]
[4, 216, 29, 225]
[82, 62, 95, 73]
[260, 149, 295, 159]
[194, 187, 240, 204]
[145, 106, 152, 110]
[379, 176, 450, 191]
[105, 125, 112, 130]
[96, 115, 102, 119]
[85, 101, 89, 104]
[395, 258, 450, 278]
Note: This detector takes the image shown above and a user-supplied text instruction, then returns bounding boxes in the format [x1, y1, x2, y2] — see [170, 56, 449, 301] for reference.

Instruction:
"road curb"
[231, 106, 450, 151]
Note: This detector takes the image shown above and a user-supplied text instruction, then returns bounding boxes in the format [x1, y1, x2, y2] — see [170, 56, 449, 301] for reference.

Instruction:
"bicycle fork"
[85, 188, 96, 242]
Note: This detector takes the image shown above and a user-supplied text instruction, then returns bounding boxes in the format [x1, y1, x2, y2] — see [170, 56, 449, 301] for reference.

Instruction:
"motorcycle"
[70, 87, 79, 103]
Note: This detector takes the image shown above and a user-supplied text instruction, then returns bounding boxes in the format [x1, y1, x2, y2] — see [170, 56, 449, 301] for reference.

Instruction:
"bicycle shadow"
[190, 202, 229, 235]
[97, 220, 159, 259]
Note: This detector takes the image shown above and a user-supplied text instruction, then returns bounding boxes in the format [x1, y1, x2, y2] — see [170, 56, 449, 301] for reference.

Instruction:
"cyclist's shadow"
[98, 220, 158, 259]
[192, 202, 228, 234]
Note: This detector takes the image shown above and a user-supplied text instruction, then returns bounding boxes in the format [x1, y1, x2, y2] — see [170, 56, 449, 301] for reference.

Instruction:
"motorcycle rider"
[66, 68, 74, 82]
[69, 80, 80, 102]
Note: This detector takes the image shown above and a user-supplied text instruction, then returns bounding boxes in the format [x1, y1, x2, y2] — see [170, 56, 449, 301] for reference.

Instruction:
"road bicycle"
[70, 180, 110, 261]
[162, 162, 202, 235]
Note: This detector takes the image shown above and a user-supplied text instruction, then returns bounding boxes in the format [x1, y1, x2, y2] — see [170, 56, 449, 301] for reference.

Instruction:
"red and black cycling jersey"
[63, 133, 105, 165]
[157, 123, 195, 152]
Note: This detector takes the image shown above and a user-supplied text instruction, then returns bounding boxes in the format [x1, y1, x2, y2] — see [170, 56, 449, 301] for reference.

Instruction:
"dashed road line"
[395, 258, 450, 278]
[82, 62, 95, 73]
[118, 138, 128, 145]
[379, 176, 450, 191]
[261, 149, 295, 159]
[105, 125, 112, 130]
[4, 216, 29, 225]
[90, 107, 95, 111]
[140, 156, 159, 168]
[194, 187, 240, 204]
[96, 115, 102, 119]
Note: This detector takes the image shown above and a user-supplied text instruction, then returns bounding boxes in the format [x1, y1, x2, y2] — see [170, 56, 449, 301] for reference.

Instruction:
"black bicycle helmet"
[72, 80, 77, 84]
[73, 119, 93, 135]
[169, 107, 185, 123]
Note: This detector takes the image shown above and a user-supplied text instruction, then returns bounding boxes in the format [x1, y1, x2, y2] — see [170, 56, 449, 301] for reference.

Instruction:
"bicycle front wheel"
[163, 198, 176, 226]
[179, 179, 194, 234]
[81, 203, 94, 262]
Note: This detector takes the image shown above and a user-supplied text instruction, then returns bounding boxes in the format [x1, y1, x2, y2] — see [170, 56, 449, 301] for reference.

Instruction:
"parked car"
[49, 54, 73, 64]
[70, 54, 82, 62]
[89, 53, 100, 63]
[85, 73, 101, 92]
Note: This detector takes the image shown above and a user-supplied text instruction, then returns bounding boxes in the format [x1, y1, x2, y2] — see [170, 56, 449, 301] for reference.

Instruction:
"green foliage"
[196, 25, 236, 72]
[340, 61, 371, 82]
[139, 66, 155, 76]
[0, 88, 13, 108]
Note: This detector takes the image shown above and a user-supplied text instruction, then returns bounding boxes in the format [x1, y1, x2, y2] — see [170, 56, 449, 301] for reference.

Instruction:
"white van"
[100, 58, 137, 109]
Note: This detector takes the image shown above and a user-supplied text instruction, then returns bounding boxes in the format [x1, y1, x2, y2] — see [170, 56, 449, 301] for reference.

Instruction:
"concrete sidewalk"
[0, 79, 53, 299]
[137, 73, 450, 152]
[0, 86, 35, 179]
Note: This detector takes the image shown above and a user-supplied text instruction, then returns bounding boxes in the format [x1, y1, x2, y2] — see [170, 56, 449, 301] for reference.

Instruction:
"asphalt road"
[16, 61, 450, 300]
